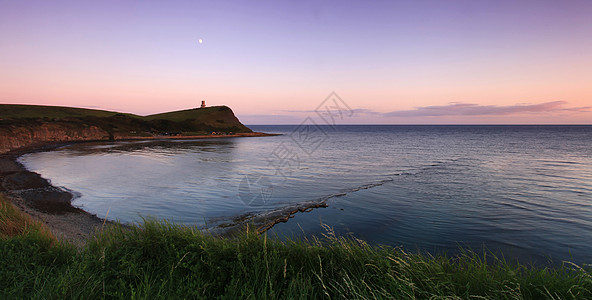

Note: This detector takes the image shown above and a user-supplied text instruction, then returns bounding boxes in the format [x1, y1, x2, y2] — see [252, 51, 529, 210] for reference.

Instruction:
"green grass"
[143, 106, 251, 133]
[0, 104, 131, 119]
[0, 104, 252, 134]
[0, 195, 56, 239]
[1, 104, 232, 122]
[1, 217, 590, 299]
[143, 106, 231, 122]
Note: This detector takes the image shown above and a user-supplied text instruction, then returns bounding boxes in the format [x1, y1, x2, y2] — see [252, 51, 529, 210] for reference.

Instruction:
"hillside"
[143, 106, 251, 134]
[0, 104, 131, 119]
[0, 104, 253, 153]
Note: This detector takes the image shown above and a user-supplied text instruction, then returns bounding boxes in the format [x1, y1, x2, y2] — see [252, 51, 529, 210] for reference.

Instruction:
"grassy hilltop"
[0, 104, 252, 137]
[0, 104, 125, 119]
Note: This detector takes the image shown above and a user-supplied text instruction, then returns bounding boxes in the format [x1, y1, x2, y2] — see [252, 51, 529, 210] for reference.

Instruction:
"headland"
[0, 104, 273, 244]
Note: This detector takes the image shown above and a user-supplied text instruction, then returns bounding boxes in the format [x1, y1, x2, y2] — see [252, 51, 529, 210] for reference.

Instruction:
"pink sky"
[1, 1, 591, 124]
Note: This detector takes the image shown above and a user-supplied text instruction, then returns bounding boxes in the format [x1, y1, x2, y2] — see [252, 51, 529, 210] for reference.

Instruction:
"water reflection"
[63, 139, 239, 155]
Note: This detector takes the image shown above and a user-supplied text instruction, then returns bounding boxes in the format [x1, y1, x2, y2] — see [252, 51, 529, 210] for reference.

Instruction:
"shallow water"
[19, 125, 592, 264]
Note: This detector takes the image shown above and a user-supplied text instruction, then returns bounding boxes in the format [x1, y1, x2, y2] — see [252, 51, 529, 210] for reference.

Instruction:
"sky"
[1, 0, 591, 124]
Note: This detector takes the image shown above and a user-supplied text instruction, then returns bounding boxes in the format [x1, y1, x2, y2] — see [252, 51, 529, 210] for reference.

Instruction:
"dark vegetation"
[1, 195, 590, 299]
[0, 104, 252, 137]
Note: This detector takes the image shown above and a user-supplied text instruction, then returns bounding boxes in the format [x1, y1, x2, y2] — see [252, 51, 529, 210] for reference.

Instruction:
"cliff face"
[0, 121, 110, 154]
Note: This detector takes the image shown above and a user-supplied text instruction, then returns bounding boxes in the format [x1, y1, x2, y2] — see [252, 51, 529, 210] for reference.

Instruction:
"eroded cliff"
[0, 120, 111, 154]
[0, 104, 253, 154]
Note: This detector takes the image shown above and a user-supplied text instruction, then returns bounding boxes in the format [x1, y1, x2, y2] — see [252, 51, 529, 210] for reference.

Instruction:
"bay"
[19, 125, 592, 265]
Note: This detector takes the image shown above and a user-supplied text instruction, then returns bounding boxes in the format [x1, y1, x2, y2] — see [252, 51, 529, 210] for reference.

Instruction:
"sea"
[18, 125, 592, 265]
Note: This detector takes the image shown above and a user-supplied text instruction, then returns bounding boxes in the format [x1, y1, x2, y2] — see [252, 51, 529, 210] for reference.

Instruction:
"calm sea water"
[19, 125, 592, 265]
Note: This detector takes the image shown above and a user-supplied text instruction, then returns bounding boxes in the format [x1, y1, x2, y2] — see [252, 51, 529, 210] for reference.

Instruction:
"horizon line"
[245, 124, 592, 126]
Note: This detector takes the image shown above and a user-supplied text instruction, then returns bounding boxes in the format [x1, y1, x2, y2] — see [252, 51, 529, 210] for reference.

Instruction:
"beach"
[0, 132, 276, 245]
[0, 146, 110, 245]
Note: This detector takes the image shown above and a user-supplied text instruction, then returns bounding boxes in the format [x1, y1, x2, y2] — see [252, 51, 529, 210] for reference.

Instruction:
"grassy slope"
[0, 104, 133, 119]
[144, 106, 252, 133]
[144, 106, 226, 122]
[1, 104, 234, 122]
[0, 104, 252, 134]
[0, 213, 590, 299]
[0, 195, 55, 239]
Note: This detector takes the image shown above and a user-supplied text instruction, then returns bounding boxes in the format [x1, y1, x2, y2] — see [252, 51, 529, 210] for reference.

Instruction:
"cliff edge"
[0, 104, 253, 154]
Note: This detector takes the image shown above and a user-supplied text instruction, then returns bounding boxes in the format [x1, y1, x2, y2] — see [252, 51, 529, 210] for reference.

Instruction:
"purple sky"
[1, 0, 591, 124]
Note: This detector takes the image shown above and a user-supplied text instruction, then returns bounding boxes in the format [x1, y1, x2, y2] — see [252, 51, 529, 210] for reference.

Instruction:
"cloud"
[280, 108, 380, 115]
[282, 101, 590, 119]
[351, 108, 383, 115]
[250, 101, 590, 124]
[383, 101, 591, 118]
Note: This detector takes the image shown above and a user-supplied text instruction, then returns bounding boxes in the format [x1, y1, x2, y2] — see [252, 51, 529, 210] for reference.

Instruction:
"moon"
[198, 39, 203, 44]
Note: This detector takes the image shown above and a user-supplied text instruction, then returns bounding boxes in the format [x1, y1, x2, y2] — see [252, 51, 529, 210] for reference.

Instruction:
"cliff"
[0, 104, 253, 154]
[0, 120, 110, 154]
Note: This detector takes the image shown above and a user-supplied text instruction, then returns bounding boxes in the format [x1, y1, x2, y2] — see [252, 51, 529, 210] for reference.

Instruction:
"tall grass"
[0, 195, 55, 239]
[0, 195, 74, 298]
[1, 214, 591, 299]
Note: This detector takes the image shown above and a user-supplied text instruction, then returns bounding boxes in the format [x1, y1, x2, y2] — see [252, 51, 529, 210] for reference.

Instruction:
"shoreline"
[112, 131, 279, 141]
[1, 142, 115, 245]
[0, 132, 279, 244]
[1, 131, 332, 244]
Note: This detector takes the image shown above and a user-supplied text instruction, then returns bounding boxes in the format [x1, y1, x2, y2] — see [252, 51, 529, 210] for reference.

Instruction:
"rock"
[11, 187, 76, 214]
[2, 171, 50, 190]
